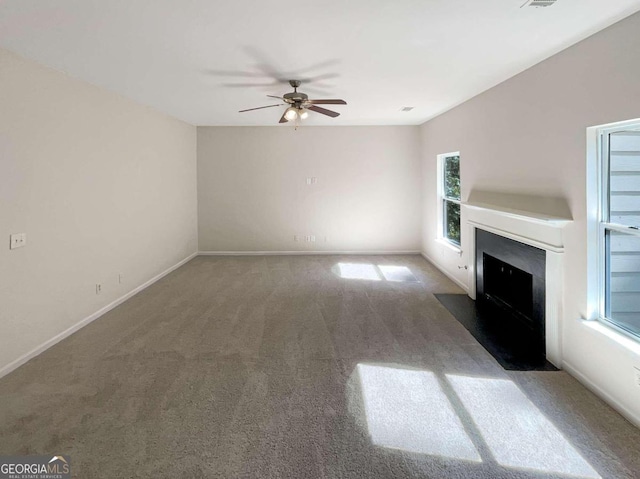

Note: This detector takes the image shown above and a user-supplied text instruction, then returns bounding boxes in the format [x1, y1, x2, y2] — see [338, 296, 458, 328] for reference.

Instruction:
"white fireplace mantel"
[463, 201, 573, 368]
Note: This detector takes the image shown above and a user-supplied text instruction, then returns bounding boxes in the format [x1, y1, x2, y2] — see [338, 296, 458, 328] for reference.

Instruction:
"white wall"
[0, 48, 197, 373]
[420, 12, 640, 424]
[198, 126, 421, 253]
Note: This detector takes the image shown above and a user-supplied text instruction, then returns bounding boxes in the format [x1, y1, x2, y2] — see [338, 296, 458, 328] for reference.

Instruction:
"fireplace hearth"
[436, 227, 556, 371]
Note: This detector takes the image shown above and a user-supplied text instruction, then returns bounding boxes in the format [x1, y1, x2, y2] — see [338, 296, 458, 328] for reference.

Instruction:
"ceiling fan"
[239, 80, 347, 123]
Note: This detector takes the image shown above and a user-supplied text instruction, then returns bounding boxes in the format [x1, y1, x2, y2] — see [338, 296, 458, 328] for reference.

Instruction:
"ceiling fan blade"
[295, 59, 341, 75]
[300, 72, 340, 82]
[308, 99, 347, 105]
[300, 86, 333, 96]
[267, 95, 286, 100]
[222, 82, 280, 88]
[239, 104, 282, 113]
[308, 105, 340, 118]
[278, 111, 289, 124]
[205, 69, 268, 78]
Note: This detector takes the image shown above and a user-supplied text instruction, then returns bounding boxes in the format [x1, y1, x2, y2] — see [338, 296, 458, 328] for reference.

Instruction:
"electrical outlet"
[9, 233, 26, 250]
[10, 234, 20, 249]
[635, 367, 640, 387]
[305, 235, 316, 242]
[294, 235, 300, 242]
[96, 283, 102, 295]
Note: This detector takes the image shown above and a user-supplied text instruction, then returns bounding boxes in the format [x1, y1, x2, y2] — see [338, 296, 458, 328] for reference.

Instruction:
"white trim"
[467, 225, 477, 299]
[0, 252, 198, 380]
[199, 250, 422, 256]
[586, 124, 601, 321]
[421, 251, 469, 292]
[603, 223, 640, 237]
[435, 237, 463, 255]
[586, 118, 640, 327]
[578, 316, 640, 355]
[545, 251, 564, 366]
[464, 202, 572, 224]
[563, 359, 640, 429]
[467, 220, 565, 253]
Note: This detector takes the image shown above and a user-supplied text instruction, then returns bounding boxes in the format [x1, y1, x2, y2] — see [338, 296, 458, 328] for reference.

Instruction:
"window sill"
[436, 238, 463, 255]
[578, 317, 640, 356]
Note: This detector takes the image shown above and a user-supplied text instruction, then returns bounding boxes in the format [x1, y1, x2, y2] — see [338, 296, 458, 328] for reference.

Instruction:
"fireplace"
[476, 229, 546, 353]
[462, 197, 571, 368]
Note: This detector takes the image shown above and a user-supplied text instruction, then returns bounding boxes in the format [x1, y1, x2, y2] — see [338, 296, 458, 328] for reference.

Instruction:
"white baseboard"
[563, 360, 640, 429]
[420, 252, 469, 292]
[199, 250, 421, 256]
[0, 252, 198, 380]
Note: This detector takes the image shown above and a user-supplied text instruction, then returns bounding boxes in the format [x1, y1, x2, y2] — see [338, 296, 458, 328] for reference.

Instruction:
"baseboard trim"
[0, 252, 198, 380]
[420, 252, 469, 292]
[563, 359, 640, 429]
[198, 250, 421, 256]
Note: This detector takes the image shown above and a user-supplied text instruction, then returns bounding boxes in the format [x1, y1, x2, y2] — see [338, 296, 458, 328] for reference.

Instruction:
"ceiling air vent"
[521, 0, 557, 7]
[401, 107, 414, 112]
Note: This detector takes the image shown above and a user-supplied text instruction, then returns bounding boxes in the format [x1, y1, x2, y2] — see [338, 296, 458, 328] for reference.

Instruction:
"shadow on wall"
[348, 363, 600, 478]
[467, 190, 573, 219]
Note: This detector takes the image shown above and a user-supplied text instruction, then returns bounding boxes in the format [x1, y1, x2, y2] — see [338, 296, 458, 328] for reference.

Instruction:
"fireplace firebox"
[476, 229, 546, 352]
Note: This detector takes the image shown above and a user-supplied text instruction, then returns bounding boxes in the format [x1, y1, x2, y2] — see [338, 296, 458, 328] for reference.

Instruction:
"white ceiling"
[0, 0, 639, 126]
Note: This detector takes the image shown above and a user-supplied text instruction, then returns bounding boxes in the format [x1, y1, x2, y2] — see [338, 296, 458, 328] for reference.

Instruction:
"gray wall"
[420, 11, 640, 424]
[0, 48, 198, 373]
[198, 126, 422, 253]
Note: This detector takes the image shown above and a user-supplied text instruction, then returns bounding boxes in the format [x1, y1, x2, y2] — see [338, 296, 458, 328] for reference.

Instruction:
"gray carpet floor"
[1, 255, 639, 478]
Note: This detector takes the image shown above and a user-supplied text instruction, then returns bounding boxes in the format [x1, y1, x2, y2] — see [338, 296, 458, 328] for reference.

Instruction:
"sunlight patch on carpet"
[357, 364, 481, 461]
[335, 263, 382, 281]
[377, 265, 419, 282]
[447, 374, 600, 478]
[334, 263, 419, 283]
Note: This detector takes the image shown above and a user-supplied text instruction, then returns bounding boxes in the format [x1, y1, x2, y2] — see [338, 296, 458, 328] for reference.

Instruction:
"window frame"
[437, 152, 461, 250]
[590, 120, 640, 341]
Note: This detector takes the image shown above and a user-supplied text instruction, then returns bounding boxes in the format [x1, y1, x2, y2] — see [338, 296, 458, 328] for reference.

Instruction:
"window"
[595, 122, 640, 339]
[438, 153, 461, 247]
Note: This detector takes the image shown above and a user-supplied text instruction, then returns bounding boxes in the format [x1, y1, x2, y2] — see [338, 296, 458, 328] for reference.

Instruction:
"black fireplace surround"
[476, 229, 546, 350]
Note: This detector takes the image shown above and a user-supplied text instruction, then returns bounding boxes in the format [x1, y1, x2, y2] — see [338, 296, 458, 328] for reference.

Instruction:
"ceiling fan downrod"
[289, 80, 301, 92]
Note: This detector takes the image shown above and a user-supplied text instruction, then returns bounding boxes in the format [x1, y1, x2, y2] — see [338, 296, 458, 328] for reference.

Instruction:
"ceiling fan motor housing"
[283, 91, 309, 104]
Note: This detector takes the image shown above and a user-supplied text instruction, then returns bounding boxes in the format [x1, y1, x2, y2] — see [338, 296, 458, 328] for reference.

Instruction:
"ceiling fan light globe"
[299, 109, 309, 120]
[284, 108, 298, 121]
